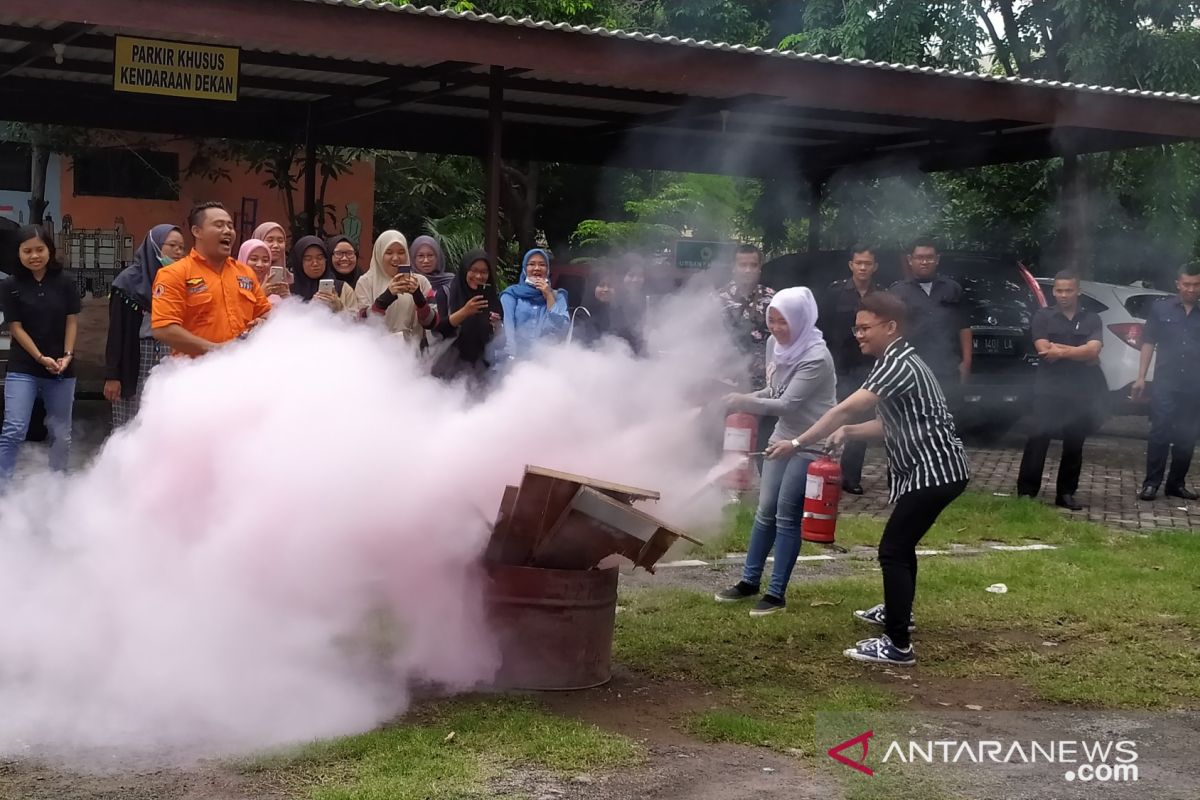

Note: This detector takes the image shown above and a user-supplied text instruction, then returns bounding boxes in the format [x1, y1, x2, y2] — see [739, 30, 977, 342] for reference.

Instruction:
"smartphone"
[397, 265, 413, 274]
[318, 278, 335, 295]
[267, 266, 287, 285]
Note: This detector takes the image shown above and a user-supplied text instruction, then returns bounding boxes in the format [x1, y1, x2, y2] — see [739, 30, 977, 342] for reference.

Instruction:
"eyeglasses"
[910, 255, 938, 263]
[332, 250, 356, 259]
[851, 323, 886, 337]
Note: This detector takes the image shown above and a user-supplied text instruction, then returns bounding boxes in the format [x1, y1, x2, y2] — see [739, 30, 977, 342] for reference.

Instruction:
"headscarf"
[410, 235, 453, 293]
[111, 224, 181, 308]
[501, 248, 553, 304]
[358, 230, 410, 302]
[447, 249, 501, 364]
[325, 234, 360, 287]
[237, 238, 272, 283]
[582, 264, 617, 339]
[252, 222, 287, 266]
[768, 286, 828, 367]
[287, 235, 333, 302]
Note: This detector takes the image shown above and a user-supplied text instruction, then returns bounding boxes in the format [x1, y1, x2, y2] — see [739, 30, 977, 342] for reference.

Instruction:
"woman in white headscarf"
[354, 230, 439, 347]
[714, 286, 838, 616]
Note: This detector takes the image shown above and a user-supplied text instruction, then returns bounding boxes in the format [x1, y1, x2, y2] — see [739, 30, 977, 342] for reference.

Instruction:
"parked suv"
[763, 250, 1046, 433]
[1035, 278, 1170, 414]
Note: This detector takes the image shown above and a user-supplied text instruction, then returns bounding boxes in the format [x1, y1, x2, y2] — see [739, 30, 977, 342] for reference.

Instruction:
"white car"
[1036, 278, 1171, 412]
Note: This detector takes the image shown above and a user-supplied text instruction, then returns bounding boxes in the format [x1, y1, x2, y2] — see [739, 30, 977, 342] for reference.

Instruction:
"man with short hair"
[1134, 262, 1200, 501]
[889, 237, 972, 397]
[152, 202, 271, 356]
[819, 244, 882, 494]
[718, 244, 776, 390]
[718, 244, 777, 461]
[1016, 271, 1104, 511]
[777, 291, 969, 666]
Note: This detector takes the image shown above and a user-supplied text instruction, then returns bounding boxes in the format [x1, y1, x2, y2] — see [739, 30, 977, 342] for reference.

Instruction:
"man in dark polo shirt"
[889, 237, 972, 403]
[1016, 271, 1104, 511]
[1134, 261, 1200, 501]
[819, 243, 882, 494]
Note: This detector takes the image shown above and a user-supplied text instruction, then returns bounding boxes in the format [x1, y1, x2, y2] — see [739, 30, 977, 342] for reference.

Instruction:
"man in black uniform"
[1016, 271, 1104, 511]
[819, 244, 881, 494]
[1134, 262, 1200, 501]
[889, 237, 972, 405]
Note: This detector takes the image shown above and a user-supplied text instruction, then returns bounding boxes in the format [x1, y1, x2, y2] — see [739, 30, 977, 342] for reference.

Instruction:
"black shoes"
[1055, 494, 1083, 511]
[714, 581, 759, 603]
[1166, 486, 1199, 501]
[842, 483, 864, 495]
[1139, 485, 1158, 501]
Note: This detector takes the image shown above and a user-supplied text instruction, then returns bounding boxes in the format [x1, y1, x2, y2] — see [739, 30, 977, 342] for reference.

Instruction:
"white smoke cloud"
[0, 286, 739, 766]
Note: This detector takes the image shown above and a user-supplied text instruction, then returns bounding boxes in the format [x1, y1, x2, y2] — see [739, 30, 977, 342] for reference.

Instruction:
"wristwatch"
[791, 437, 802, 448]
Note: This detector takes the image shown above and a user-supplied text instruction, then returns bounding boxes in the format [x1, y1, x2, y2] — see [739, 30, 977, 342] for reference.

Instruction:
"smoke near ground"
[0, 287, 738, 766]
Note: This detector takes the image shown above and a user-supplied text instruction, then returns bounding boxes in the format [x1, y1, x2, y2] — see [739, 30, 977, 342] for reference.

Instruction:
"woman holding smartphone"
[287, 236, 354, 313]
[354, 230, 438, 346]
[499, 248, 569, 360]
[0, 226, 81, 487]
[432, 249, 502, 382]
[239, 238, 290, 302]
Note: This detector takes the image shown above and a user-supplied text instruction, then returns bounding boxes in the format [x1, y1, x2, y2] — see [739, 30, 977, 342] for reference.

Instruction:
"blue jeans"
[0, 372, 76, 484]
[742, 452, 813, 599]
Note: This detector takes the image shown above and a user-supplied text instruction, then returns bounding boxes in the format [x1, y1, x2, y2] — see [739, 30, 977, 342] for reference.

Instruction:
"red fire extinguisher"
[802, 454, 843, 544]
[722, 412, 758, 491]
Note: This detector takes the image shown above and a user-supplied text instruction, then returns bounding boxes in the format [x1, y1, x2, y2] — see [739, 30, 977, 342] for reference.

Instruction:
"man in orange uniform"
[152, 201, 271, 355]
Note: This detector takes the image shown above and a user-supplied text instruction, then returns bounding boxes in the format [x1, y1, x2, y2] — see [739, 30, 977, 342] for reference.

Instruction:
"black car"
[763, 250, 1047, 433]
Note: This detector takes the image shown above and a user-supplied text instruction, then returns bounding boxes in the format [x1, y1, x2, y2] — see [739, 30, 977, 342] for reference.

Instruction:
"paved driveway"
[841, 415, 1199, 531]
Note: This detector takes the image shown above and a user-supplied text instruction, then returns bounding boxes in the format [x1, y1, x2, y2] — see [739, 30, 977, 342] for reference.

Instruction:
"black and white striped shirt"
[862, 338, 970, 502]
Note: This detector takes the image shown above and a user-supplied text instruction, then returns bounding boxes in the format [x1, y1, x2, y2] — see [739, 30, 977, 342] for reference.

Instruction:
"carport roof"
[3, 0, 1200, 177]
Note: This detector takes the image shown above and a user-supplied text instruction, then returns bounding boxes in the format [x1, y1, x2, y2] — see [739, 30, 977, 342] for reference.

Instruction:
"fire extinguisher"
[802, 454, 843, 544]
[722, 412, 758, 491]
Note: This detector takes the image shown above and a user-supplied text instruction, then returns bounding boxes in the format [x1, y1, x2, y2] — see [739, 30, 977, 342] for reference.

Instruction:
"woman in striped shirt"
[771, 291, 970, 666]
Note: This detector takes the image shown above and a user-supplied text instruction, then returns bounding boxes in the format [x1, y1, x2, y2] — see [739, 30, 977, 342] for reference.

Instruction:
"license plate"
[973, 336, 1014, 355]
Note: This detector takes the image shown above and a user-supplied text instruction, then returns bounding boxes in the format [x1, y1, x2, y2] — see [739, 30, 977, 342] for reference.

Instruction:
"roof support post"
[1060, 152, 1092, 277]
[485, 65, 504, 263]
[303, 103, 318, 236]
[807, 176, 826, 254]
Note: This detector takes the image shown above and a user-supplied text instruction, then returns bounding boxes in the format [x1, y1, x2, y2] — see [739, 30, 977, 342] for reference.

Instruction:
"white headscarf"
[768, 287, 827, 367]
[353, 229, 433, 341]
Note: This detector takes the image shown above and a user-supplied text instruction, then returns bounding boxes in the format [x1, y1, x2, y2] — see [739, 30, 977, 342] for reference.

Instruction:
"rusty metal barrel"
[486, 563, 619, 691]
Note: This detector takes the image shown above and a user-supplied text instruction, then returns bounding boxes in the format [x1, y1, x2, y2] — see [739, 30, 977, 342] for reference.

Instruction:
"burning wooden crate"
[484, 466, 699, 691]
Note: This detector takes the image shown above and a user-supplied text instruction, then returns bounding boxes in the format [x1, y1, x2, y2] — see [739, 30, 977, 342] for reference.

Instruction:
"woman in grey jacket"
[715, 286, 837, 616]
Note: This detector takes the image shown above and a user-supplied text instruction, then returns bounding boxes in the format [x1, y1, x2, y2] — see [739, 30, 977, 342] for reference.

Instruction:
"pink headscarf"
[252, 222, 287, 266]
[238, 238, 271, 282]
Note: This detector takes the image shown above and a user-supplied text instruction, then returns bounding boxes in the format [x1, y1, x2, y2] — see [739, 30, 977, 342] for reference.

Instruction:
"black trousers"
[1017, 394, 1091, 497]
[1145, 387, 1200, 490]
[879, 479, 968, 648]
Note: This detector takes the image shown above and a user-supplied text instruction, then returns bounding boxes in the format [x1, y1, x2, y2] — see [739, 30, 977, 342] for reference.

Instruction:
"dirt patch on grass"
[0, 759, 288, 800]
[490, 742, 838, 800]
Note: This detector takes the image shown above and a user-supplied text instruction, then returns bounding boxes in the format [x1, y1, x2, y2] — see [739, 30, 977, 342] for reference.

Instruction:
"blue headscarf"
[111, 223, 181, 309]
[501, 248, 553, 303]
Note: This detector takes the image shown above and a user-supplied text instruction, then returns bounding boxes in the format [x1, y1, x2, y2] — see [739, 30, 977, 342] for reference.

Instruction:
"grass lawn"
[619, 495, 1200, 797]
[235, 495, 1199, 800]
[236, 698, 640, 800]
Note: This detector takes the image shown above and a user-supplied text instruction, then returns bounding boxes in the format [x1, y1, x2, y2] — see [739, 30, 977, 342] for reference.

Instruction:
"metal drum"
[485, 563, 619, 691]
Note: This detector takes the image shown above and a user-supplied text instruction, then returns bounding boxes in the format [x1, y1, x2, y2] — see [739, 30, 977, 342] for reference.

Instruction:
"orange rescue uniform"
[151, 249, 271, 347]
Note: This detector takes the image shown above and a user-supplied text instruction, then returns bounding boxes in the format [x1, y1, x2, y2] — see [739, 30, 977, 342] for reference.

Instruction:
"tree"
[1, 123, 111, 227]
[186, 140, 369, 240]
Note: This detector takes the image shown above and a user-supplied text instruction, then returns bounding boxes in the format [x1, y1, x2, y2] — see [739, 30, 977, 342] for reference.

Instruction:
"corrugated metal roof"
[296, 0, 1200, 106]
